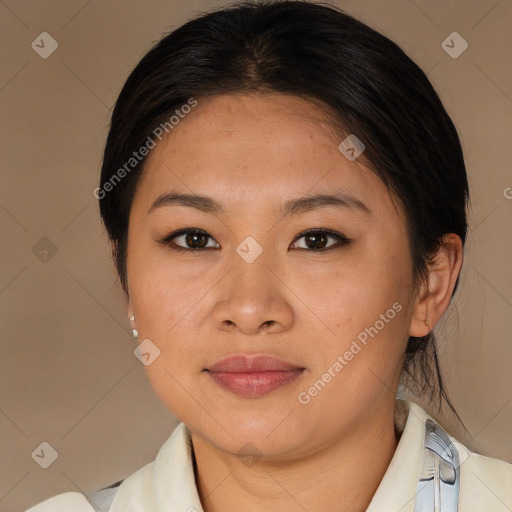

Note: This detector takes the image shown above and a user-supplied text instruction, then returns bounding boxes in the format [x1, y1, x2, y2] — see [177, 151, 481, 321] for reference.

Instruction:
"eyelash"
[158, 228, 352, 253]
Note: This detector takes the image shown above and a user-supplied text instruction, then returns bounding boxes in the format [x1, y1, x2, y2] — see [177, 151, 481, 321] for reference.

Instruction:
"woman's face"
[126, 93, 418, 458]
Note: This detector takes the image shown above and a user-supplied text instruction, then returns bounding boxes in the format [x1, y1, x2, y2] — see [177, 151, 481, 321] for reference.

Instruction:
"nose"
[210, 252, 294, 336]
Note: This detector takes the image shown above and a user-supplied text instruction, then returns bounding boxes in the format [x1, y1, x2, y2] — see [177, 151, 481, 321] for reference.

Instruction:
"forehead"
[133, 93, 399, 220]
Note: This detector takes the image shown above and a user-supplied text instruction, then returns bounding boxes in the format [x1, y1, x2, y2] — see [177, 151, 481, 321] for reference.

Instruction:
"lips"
[204, 355, 305, 398]
[206, 354, 303, 372]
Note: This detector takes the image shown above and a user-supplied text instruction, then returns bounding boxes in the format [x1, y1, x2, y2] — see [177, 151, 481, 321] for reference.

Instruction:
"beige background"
[1, 0, 511, 510]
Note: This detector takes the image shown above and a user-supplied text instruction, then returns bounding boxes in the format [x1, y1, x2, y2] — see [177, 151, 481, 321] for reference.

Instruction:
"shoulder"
[453, 438, 512, 510]
[403, 400, 512, 510]
[25, 492, 96, 512]
[24, 469, 153, 512]
[416, 400, 512, 510]
[24, 471, 150, 512]
[25, 423, 188, 512]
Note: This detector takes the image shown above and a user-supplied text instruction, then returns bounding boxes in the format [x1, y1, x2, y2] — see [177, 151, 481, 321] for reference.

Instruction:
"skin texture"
[125, 93, 463, 511]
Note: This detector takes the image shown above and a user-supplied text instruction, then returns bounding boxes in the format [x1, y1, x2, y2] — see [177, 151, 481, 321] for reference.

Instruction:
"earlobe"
[408, 234, 463, 338]
[409, 279, 431, 338]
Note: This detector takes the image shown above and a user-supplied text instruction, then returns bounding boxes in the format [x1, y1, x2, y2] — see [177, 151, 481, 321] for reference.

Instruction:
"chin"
[191, 412, 314, 458]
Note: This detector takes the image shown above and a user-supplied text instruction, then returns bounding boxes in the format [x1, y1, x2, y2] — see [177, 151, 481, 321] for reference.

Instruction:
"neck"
[190, 400, 402, 512]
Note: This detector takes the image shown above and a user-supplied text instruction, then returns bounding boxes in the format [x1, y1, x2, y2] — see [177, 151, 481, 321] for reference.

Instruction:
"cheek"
[127, 240, 203, 331]
[290, 237, 410, 322]
[290, 239, 412, 380]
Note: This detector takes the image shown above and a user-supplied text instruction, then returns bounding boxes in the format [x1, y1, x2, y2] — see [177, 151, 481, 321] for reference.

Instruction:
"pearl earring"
[130, 315, 138, 338]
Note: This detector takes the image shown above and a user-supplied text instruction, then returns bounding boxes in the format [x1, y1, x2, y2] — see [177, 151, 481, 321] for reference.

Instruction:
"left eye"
[290, 229, 351, 250]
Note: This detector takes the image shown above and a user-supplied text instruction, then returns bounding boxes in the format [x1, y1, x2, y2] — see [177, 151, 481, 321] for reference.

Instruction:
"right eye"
[158, 228, 220, 252]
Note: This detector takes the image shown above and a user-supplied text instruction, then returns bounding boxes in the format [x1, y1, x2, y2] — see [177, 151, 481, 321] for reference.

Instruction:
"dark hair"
[98, 0, 469, 425]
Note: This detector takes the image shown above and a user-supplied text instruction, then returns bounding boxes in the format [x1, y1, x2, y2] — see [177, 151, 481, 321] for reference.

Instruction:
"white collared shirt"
[26, 399, 512, 511]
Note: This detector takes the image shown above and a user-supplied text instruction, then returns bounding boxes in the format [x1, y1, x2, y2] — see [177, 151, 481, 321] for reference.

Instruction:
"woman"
[27, 1, 512, 511]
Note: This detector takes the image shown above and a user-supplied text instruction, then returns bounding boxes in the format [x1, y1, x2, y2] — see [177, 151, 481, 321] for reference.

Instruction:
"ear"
[409, 234, 464, 337]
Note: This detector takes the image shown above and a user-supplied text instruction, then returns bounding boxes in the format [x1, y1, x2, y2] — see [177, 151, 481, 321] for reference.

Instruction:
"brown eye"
[183, 231, 209, 249]
[304, 232, 328, 249]
[290, 229, 351, 251]
[160, 229, 219, 251]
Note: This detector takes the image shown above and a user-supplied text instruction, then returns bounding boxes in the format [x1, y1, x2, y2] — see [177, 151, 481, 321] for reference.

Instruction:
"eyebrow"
[147, 191, 372, 216]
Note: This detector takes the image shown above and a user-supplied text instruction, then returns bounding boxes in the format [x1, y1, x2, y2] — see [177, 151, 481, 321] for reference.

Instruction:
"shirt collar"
[366, 399, 432, 512]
